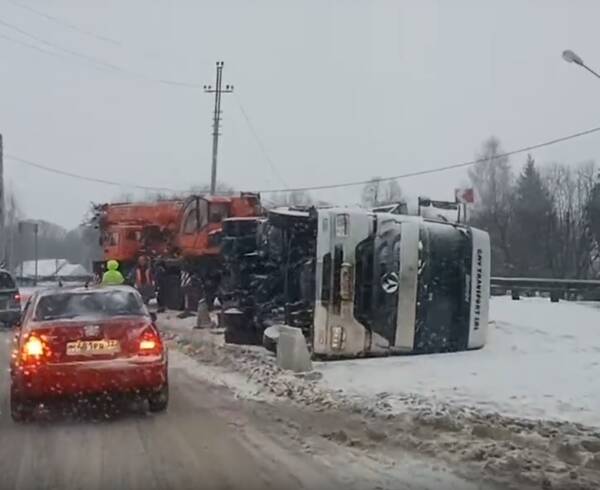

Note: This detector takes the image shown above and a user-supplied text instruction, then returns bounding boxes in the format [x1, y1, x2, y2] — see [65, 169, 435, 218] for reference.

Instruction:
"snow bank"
[317, 296, 600, 426]
[162, 303, 600, 490]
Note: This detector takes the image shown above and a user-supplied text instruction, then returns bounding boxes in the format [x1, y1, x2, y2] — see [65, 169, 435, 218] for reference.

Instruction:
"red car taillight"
[10, 293, 21, 307]
[138, 328, 163, 356]
[20, 335, 51, 365]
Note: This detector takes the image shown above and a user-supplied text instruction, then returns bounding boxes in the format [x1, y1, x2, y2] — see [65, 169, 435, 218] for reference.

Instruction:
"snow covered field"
[316, 296, 600, 427]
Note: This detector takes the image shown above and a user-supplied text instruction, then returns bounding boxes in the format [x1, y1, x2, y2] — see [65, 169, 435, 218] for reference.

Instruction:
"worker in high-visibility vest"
[101, 259, 125, 285]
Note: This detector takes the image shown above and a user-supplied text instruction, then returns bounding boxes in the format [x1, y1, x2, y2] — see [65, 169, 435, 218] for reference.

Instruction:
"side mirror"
[149, 312, 157, 323]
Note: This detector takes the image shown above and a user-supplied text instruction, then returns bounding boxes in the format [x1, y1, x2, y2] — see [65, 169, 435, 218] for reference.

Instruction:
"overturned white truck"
[219, 206, 491, 358]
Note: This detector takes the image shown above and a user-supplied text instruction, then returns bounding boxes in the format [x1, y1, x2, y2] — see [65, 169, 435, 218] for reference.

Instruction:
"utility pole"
[33, 222, 38, 286]
[0, 133, 5, 268]
[204, 61, 233, 195]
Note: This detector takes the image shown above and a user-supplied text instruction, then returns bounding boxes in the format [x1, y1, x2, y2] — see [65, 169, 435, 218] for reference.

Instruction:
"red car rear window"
[34, 290, 145, 322]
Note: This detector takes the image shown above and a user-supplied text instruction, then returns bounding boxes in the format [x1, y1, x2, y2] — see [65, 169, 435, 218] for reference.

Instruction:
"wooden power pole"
[204, 62, 233, 195]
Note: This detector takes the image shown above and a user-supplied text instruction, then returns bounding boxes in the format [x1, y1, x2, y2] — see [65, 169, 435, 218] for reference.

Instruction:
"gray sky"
[1, 0, 600, 228]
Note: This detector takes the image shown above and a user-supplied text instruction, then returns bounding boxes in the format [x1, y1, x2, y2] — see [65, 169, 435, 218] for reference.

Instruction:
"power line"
[0, 17, 203, 88]
[0, 31, 71, 60]
[7, 0, 121, 46]
[5, 154, 178, 192]
[0, 18, 122, 71]
[256, 125, 600, 194]
[6, 125, 600, 196]
[234, 93, 288, 188]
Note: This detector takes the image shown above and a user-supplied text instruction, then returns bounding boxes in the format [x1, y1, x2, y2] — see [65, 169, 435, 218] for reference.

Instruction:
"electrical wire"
[6, 125, 600, 195]
[234, 93, 288, 188]
[0, 18, 123, 71]
[256, 125, 600, 193]
[0, 17, 203, 88]
[0, 31, 69, 60]
[5, 154, 178, 192]
[7, 0, 121, 46]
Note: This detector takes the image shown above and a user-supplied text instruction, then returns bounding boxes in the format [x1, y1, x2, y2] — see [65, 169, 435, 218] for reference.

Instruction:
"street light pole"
[562, 49, 600, 79]
[33, 222, 38, 286]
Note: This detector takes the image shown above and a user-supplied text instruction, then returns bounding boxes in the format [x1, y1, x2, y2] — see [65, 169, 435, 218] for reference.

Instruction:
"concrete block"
[276, 325, 312, 373]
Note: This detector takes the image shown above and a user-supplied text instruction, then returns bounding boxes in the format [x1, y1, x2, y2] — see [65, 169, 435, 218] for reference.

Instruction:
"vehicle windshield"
[34, 290, 145, 321]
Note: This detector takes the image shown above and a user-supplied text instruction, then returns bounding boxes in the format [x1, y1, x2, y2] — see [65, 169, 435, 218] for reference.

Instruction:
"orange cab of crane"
[176, 193, 261, 258]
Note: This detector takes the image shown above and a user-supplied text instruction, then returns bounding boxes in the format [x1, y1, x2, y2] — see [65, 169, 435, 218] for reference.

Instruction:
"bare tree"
[188, 181, 236, 197]
[3, 187, 23, 271]
[468, 137, 514, 273]
[113, 191, 135, 202]
[133, 181, 238, 203]
[546, 161, 598, 278]
[361, 177, 403, 207]
[266, 190, 313, 208]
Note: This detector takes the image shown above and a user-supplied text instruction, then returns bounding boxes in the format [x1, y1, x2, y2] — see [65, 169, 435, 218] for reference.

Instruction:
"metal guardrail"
[491, 276, 600, 302]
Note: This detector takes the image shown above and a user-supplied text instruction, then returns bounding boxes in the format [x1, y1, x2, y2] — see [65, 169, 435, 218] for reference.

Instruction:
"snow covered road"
[316, 296, 600, 426]
[0, 328, 495, 490]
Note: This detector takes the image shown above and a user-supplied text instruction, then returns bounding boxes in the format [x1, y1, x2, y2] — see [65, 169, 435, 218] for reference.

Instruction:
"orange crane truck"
[92, 193, 262, 310]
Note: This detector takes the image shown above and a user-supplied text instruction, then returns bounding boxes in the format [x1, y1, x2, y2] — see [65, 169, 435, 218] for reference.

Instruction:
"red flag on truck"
[455, 188, 474, 204]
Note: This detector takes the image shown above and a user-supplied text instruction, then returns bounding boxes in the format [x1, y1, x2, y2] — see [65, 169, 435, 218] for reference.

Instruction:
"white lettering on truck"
[473, 248, 483, 330]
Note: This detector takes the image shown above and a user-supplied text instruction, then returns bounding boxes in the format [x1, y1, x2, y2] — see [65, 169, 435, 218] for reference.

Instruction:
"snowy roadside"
[158, 305, 600, 490]
[316, 296, 600, 427]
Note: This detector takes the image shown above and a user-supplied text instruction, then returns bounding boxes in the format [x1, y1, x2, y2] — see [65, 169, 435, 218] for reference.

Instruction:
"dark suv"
[0, 269, 20, 326]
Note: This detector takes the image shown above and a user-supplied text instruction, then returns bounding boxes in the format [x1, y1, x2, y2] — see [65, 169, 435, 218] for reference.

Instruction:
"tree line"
[7, 140, 600, 281]
[0, 186, 100, 273]
[469, 137, 600, 279]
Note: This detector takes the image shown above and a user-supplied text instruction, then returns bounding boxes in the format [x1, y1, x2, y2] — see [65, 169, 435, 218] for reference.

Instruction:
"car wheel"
[148, 384, 169, 413]
[10, 388, 35, 423]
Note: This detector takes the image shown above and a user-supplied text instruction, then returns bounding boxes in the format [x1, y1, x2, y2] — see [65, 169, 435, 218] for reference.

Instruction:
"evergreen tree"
[511, 155, 555, 276]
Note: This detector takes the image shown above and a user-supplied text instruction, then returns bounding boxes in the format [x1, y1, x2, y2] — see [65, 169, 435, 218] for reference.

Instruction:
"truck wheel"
[148, 384, 169, 413]
[10, 388, 35, 423]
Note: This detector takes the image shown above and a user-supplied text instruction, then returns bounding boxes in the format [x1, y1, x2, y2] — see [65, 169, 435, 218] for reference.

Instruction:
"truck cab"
[312, 208, 490, 357]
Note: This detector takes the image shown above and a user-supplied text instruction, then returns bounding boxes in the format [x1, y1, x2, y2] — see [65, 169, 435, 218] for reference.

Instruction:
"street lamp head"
[562, 49, 584, 66]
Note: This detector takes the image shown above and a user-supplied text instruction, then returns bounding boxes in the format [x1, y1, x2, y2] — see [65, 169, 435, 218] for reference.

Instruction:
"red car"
[10, 285, 168, 422]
